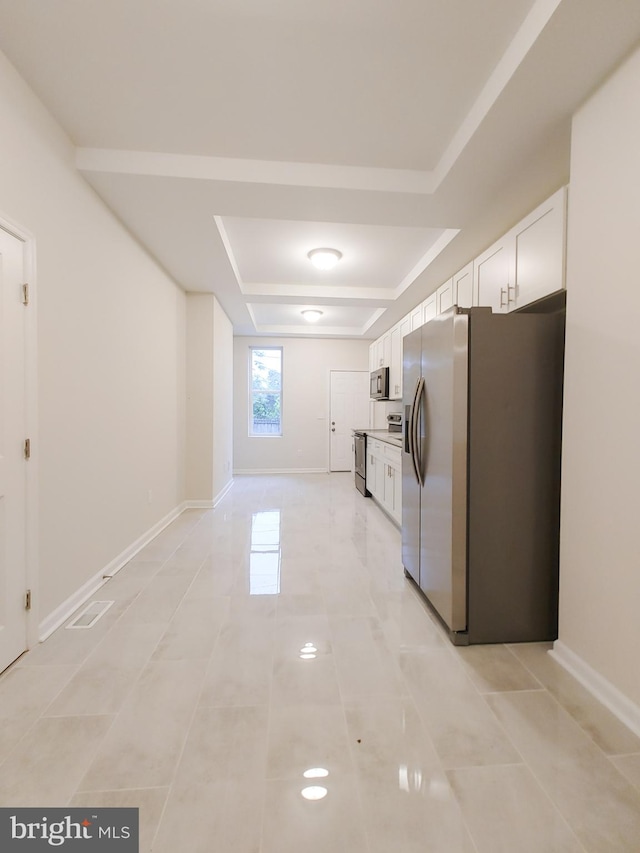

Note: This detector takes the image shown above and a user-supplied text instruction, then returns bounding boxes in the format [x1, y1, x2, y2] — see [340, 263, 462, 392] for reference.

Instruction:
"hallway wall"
[556, 44, 640, 714]
[186, 293, 233, 504]
[0, 49, 187, 628]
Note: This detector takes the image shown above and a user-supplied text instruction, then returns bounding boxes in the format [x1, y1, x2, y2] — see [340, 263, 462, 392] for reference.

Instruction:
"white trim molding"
[184, 477, 234, 511]
[550, 641, 640, 739]
[213, 478, 234, 507]
[0, 212, 39, 651]
[234, 468, 328, 475]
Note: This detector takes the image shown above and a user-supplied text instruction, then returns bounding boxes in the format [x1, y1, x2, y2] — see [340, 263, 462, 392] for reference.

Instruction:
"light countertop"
[352, 428, 403, 448]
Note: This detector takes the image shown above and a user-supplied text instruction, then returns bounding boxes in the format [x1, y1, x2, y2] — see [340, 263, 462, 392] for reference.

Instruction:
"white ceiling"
[1, 0, 639, 338]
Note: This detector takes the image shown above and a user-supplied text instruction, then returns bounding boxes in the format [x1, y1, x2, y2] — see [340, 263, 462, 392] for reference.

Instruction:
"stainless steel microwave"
[370, 367, 389, 400]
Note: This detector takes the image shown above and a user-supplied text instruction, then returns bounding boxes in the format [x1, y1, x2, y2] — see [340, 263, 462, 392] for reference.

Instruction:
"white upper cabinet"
[410, 304, 423, 331]
[369, 342, 377, 372]
[453, 261, 474, 308]
[511, 187, 567, 308]
[473, 237, 513, 313]
[369, 188, 567, 397]
[389, 314, 411, 400]
[375, 331, 391, 368]
[423, 292, 438, 324]
[436, 278, 454, 314]
[474, 187, 567, 313]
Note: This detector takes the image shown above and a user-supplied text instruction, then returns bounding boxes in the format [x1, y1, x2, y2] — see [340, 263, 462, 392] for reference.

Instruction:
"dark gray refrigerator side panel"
[466, 311, 564, 643]
[401, 327, 422, 585]
[418, 313, 468, 632]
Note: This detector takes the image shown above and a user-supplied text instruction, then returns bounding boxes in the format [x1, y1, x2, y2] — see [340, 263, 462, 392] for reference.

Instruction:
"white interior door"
[329, 371, 369, 471]
[0, 226, 28, 673]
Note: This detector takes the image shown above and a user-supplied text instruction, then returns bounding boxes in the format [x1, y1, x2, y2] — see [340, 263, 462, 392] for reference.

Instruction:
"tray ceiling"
[1, 0, 639, 337]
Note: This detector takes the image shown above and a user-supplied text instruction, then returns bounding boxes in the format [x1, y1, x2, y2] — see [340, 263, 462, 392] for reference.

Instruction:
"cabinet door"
[423, 293, 437, 324]
[389, 324, 402, 400]
[436, 279, 454, 315]
[381, 461, 402, 525]
[376, 331, 391, 368]
[512, 187, 567, 308]
[389, 315, 412, 401]
[393, 462, 402, 524]
[474, 238, 513, 313]
[453, 261, 474, 308]
[410, 305, 422, 331]
[383, 463, 395, 514]
[369, 342, 377, 372]
[366, 451, 377, 498]
[375, 453, 385, 497]
[375, 338, 384, 368]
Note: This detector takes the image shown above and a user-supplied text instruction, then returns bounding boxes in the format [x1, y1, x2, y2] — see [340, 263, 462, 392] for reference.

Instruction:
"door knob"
[331, 428, 335, 432]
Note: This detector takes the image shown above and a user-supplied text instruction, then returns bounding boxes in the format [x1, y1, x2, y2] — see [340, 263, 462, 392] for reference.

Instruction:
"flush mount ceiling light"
[307, 247, 342, 271]
[301, 309, 323, 323]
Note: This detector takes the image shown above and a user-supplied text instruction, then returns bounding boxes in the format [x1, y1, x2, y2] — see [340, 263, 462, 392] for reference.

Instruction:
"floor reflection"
[250, 510, 281, 595]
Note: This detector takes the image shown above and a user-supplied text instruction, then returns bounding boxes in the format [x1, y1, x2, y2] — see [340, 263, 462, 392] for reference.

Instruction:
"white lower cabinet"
[366, 438, 401, 525]
[366, 441, 385, 501]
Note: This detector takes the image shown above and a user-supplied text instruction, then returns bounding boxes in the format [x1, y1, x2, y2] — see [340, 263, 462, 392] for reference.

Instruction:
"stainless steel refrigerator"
[402, 299, 564, 645]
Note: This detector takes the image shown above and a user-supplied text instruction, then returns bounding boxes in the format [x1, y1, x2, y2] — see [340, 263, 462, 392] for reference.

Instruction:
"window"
[249, 346, 282, 436]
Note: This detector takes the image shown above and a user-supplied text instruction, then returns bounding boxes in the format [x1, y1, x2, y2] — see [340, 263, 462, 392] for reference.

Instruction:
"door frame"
[1, 211, 39, 652]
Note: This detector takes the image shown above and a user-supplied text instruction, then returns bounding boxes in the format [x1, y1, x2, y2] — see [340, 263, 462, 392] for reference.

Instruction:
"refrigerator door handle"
[412, 377, 425, 487]
[404, 403, 413, 457]
[407, 379, 419, 483]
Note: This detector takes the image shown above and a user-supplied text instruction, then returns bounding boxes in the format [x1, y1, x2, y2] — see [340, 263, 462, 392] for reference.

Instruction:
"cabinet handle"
[501, 284, 516, 308]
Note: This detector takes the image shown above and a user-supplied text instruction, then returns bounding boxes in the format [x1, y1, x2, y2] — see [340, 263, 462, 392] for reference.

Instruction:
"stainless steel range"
[353, 431, 369, 496]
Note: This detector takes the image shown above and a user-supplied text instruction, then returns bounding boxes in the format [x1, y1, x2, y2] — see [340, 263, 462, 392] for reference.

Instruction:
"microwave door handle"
[412, 378, 425, 487]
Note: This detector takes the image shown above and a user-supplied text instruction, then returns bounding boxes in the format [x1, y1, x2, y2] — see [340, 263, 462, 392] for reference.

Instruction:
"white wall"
[233, 336, 369, 472]
[0, 49, 187, 624]
[186, 295, 214, 501]
[185, 293, 234, 503]
[557, 45, 640, 710]
[212, 298, 234, 500]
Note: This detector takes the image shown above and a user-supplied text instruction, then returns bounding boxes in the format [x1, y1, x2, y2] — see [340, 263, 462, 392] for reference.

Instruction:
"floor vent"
[66, 600, 114, 629]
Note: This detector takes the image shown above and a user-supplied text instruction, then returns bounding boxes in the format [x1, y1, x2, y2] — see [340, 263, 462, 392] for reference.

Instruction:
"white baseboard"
[183, 478, 234, 511]
[38, 502, 186, 642]
[234, 468, 328, 475]
[550, 640, 640, 739]
[213, 477, 234, 506]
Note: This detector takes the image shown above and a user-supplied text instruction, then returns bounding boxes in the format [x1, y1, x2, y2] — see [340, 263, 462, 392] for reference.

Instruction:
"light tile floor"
[1, 473, 640, 851]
